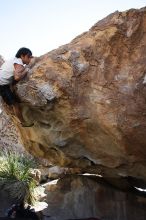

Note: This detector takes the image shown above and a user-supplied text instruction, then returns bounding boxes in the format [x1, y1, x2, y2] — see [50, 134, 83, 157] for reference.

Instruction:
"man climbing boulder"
[0, 47, 34, 127]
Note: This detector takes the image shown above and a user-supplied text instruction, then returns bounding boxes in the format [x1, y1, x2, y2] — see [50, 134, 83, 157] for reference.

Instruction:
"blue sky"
[0, 0, 146, 59]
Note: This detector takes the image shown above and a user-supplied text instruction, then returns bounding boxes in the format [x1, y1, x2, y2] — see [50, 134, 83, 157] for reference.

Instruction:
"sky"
[0, 0, 146, 59]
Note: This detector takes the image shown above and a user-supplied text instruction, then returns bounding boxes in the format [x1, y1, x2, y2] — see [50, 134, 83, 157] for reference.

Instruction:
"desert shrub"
[0, 151, 38, 205]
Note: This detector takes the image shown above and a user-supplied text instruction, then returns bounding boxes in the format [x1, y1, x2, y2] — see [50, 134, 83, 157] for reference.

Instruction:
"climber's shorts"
[0, 85, 20, 105]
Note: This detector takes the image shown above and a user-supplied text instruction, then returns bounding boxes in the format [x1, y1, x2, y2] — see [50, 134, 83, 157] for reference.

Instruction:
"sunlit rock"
[2, 8, 146, 183]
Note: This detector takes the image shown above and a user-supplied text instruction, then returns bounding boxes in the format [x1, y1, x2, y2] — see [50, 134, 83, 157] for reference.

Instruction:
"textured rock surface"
[43, 175, 146, 220]
[0, 100, 25, 153]
[2, 8, 146, 183]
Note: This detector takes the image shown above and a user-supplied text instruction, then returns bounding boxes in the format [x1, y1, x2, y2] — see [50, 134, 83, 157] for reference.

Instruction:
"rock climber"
[0, 47, 34, 127]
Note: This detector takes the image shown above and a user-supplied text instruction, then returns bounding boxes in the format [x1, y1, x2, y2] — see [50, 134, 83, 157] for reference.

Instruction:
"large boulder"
[2, 8, 146, 183]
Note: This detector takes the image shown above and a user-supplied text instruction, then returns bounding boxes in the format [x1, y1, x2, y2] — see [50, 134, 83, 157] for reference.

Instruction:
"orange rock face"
[12, 8, 146, 180]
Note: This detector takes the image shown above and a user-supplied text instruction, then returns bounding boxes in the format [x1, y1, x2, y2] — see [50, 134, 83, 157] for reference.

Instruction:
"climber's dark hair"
[15, 47, 33, 58]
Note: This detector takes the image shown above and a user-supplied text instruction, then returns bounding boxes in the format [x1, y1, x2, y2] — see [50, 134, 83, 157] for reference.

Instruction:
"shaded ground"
[0, 190, 14, 217]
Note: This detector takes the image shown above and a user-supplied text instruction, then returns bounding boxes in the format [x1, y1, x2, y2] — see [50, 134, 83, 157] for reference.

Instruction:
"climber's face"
[21, 54, 33, 65]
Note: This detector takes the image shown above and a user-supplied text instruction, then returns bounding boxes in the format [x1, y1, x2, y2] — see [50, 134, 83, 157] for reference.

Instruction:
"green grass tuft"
[0, 151, 38, 205]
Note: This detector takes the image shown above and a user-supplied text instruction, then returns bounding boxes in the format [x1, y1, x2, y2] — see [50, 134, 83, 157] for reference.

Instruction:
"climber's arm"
[14, 63, 29, 81]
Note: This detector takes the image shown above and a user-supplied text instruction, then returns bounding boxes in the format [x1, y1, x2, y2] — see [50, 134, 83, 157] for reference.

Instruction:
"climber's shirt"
[0, 58, 24, 85]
